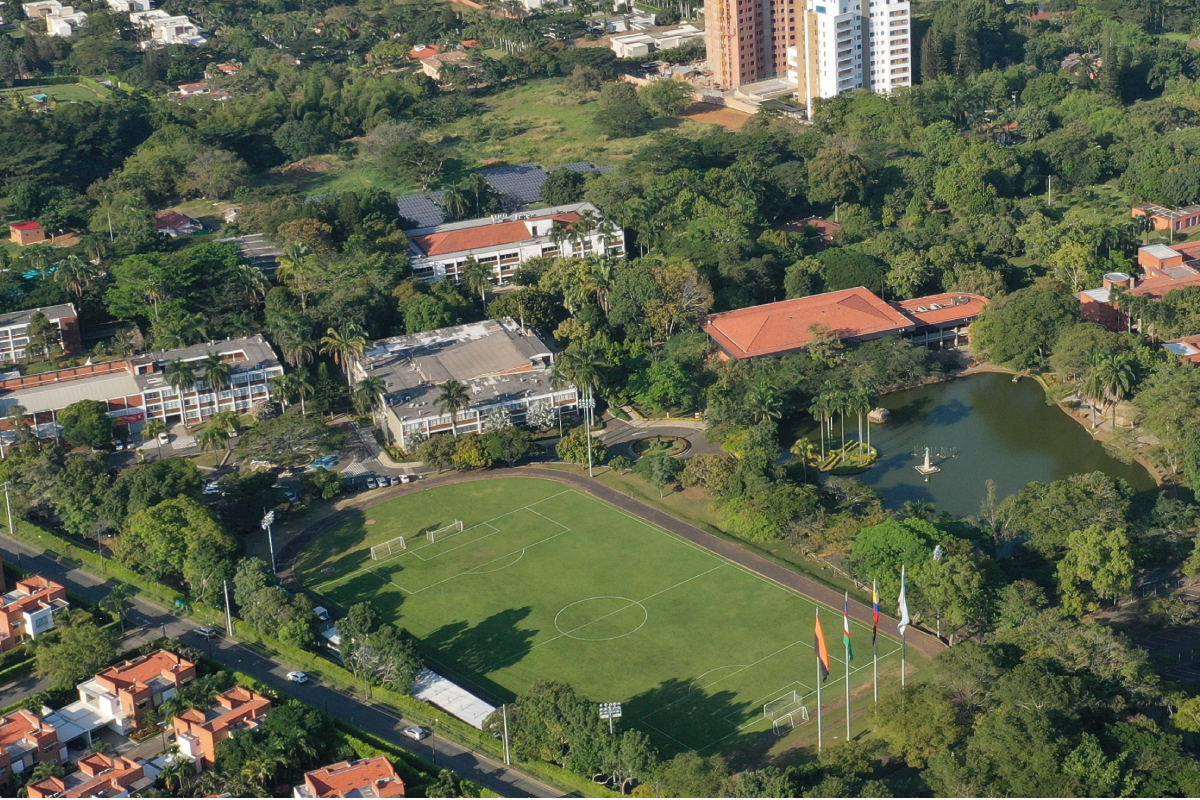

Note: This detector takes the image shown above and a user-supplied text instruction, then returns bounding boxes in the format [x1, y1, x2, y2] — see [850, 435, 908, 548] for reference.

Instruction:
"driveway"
[600, 417, 722, 459]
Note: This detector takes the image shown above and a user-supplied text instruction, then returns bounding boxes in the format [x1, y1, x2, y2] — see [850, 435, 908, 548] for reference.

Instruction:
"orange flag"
[814, 609, 831, 682]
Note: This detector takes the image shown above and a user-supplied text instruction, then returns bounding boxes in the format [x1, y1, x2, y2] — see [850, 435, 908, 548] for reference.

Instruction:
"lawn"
[4, 82, 111, 104]
[296, 477, 908, 756]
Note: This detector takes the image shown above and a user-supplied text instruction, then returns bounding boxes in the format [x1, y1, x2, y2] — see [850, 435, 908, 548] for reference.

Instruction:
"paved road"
[0, 534, 562, 799]
[279, 467, 946, 660]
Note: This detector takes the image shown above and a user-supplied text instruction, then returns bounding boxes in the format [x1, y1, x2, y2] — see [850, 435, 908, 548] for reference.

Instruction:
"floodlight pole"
[223, 579, 234, 637]
[4, 482, 20, 569]
[502, 704, 511, 765]
[262, 510, 277, 574]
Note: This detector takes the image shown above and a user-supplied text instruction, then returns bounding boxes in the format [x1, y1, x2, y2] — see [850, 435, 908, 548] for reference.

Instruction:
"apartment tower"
[706, 0, 910, 114]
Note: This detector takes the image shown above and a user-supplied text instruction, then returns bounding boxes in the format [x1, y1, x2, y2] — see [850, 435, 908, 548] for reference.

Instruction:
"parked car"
[286, 671, 309, 684]
[157, 431, 171, 445]
[399, 474, 412, 484]
[113, 440, 126, 451]
[204, 481, 221, 495]
[283, 489, 300, 503]
[366, 477, 378, 490]
[194, 626, 219, 640]
[402, 726, 431, 741]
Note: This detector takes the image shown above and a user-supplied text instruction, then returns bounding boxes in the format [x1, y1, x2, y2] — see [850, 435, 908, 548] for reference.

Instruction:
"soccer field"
[295, 477, 902, 754]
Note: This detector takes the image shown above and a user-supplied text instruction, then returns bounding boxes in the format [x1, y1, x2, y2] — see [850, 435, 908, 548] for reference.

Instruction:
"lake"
[841, 372, 1156, 518]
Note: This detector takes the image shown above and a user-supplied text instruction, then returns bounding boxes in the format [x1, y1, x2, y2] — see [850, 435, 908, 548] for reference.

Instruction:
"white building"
[408, 202, 624, 287]
[865, 0, 911, 92]
[106, 0, 152, 11]
[23, 1, 88, 36]
[609, 24, 703, 58]
[351, 318, 578, 451]
[130, 8, 205, 46]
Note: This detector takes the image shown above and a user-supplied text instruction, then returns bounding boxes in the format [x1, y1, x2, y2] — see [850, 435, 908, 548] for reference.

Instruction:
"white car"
[366, 477, 378, 490]
[204, 481, 221, 495]
[157, 431, 171, 445]
[402, 726, 431, 741]
[194, 626, 218, 640]
[399, 474, 412, 484]
[286, 671, 308, 684]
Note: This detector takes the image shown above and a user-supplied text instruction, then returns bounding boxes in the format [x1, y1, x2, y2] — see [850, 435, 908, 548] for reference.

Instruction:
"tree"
[436, 380, 470, 437]
[198, 425, 228, 453]
[597, 82, 651, 138]
[634, 453, 684, 497]
[557, 426, 607, 465]
[165, 359, 196, 395]
[416, 434, 458, 472]
[1058, 524, 1136, 614]
[99, 584, 135, 636]
[320, 324, 368, 388]
[640, 78, 693, 118]
[973, 281, 1081, 369]
[462, 259, 494, 307]
[144, 419, 168, 458]
[876, 685, 964, 768]
[453, 435, 493, 469]
[541, 168, 586, 205]
[112, 497, 236, 604]
[998, 472, 1132, 555]
[34, 610, 117, 687]
[807, 147, 869, 206]
[178, 148, 247, 199]
[203, 352, 231, 393]
[818, 249, 888, 294]
[850, 518, 938, 602]
[272, 119, 336, 162]
[59, 400, 114, 450]
[483, 426, 533, 466]
[24, 310, 59, 361]
[235, 411, 345, 470]
[53, 255, 101, 300]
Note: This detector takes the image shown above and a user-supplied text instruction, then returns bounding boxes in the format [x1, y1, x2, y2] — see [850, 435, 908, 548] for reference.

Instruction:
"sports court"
[296, 477, 901, 754]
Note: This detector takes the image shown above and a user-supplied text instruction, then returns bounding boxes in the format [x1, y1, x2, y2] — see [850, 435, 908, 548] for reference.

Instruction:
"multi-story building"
[27, 753, 148, 798]
[0, 335, 283, 439]
[1132, 202, 1200, 236]
[294, 757, 406, 798]
[351, 318, 578, 451]
[71, 650, 197, 734]
[707, 0, 909, 111]
[407, 202, 624, 287]
[129, 8, 205, 46]
[105, 0, 151, 11]
[0, 710, 64, 785]
[173, 687, 271, 771]
[1077, 241, 1200, 332]
[21, 0, 86, 35]
[0, 304, 82, 364]
[0, 573, 68, 652]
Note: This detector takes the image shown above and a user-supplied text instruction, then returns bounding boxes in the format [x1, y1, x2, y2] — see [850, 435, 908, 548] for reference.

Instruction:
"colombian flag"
[814, 609, 830, 682]
[872, 581, 880, 647]
[843, 592, 855, 662]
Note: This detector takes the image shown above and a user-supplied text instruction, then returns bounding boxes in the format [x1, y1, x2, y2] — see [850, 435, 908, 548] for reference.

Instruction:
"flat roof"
[1142, 244, 1182, 260]
[703, 287, 914, 358]
[1164, 337, 1200, 363]
[412, 669, 495, 729]
[409, 203, 593, 258]
[0, 303, 76, 329]
[0, 371, 141, 416]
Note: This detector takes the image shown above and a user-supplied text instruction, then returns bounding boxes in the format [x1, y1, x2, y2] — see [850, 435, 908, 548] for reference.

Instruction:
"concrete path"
[278, 467, 946, 660]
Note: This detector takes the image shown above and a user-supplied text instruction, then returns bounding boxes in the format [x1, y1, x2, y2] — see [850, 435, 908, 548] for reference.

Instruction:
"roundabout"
[630, 435, 690, 458]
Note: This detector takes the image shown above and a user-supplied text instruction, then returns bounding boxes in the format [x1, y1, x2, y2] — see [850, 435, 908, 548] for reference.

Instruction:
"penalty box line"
[313, 490, 573, 591]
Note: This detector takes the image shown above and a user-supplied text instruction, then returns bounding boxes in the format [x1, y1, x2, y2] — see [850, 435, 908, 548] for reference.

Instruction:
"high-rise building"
[705, 0, 910, 113]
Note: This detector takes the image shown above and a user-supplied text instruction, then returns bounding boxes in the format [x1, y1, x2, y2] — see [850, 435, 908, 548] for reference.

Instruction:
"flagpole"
[902, 629, 907, 687]
[844, 594, 852, 741]
[872, 579, 879, 705]
[898, 565, 910, 688]
[815, 608, 823, 752]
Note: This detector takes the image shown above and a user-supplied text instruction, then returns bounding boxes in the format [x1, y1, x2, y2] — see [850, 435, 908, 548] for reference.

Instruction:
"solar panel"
[397, 192, 446, 229]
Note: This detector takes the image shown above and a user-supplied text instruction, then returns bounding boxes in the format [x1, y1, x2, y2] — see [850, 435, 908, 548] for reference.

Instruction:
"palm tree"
[280, 335, 316, 369]
[209, 410, 239, 437]
[809, 394, 829, 461]
[1081, 354, 1107, 429]
[271, 373, 299, 411]
[746, 380, 781, 424]
[276, 241, 316, 309]
[99, 584, 134, 636]
[436, 379, 470, 437]
[203, 353, 231, 394]
[144, 419, 167, 458]
[849, 388, 872, 456]
[354, 376, 387, 429]
[596, 219, 617, 254]
[462, 258, 494, 307]
[552, 343, 608, 477]
[320, 324, 368, 389]
[198, 425, 228, 453]
[293, 368, 314, 415]
[586, 258, 616, 316]
[1095, 351, 1137, 430]
[902, 499, 936, 521]
[236, 262, 270, 308]
[157, 751, 194, 795]
[165, 359, 196, 395]
[54, 255, 101, 300]
[790, 437, 820, 482]
[439, 185, 470, 222]
[549, 220, 570, 255]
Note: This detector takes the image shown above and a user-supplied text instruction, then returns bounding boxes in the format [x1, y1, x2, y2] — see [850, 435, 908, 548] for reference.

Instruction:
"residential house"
[9, 221, 46, 246]
[27, 753, 149, 798]
[294, 757, 406, 798]
[70, 650, 197, 735]
[173, 687, 271, 771]
[0, 335, 283, 439]
[609, 24, 704, 58]
[1163, 335, 1200, 365]
[175, 82, 210, 97]
[130, 9, 205, 46]
[0, 710, 64, 784]
[702, 287, 989, 359]
[154, 210, 203, 235]
[22, 1, 62, 18]
[407, 202, 623, 287]
[0, 304, 82, 363]
[1132, 202, 1200, 235]
[407, 43, 441, 60]
[44, 6, 86, 35]
[1076, 242, 1200, 331]
[419, 50, 473, 83]
[105, 0, 151, 11]
[0, 574, 68, 652]
[1061, 52, 1102, 78]
[351, 318, 578, 451]
[777, 217, 842, 250]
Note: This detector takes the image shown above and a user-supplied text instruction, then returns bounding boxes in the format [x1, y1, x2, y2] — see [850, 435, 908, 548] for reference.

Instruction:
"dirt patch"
[281, 159, 339, 174]
[681, 101, 753, 131]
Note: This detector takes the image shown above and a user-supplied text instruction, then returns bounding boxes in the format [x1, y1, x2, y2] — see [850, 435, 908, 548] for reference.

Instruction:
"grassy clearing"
[3, 82, 110, 104]
[296, 477, 914, 757]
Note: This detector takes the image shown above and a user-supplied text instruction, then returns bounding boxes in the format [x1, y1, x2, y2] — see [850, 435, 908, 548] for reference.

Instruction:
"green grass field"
[3, 82, 111, 104]
[296, 477, 903, 755]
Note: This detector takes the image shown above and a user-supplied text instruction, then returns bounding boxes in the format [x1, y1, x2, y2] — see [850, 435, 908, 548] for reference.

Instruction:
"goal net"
[772, 707, 809, 735]
[427, 520, 464, 543]
[764, 690, 799, 719]
[370, 535, 406, 560]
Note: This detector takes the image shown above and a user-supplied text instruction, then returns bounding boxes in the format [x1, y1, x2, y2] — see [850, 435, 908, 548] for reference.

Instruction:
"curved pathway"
[279, 467, 946, 660]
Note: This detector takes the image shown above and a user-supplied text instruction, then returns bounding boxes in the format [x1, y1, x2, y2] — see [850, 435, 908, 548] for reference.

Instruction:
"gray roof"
[397, 162, 616, 230]
[1142, 244, 1181, 260]
[356, 318, 560, 420]
[0, 303, 76, 330]
[218, 234, 283, 273]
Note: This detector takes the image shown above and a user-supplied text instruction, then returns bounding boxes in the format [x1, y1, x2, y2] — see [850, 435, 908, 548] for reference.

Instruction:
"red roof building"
[0, 574, 68, 652]
[27, 753, 146, 798]
[1077, 242, 1200, 331]
[407, 43, 441, 59]
[77, 649, 197, 733]
[154, 210, 203, 236]
[294, 757, 406, 798]
[0, 710, 64, 783]
[9, 221, 45, 247]
[174, 687, 271, 770]
[703, 288, 990, 359]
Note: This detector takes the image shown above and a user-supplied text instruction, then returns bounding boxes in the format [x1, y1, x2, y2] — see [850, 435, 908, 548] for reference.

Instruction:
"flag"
[897, 565, 910, 636]
[814, 609, 830, 682]
[843, 592, 854, 662]
[871, 581, 880, 647]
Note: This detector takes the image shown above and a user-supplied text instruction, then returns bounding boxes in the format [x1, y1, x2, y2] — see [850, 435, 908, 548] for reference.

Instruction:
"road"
[0, 534, 562, 799]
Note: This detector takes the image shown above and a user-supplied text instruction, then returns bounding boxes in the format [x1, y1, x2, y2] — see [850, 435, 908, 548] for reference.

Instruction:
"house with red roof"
[294, 757, 406, 798]
[72, 649, 197, 734]
[173, 686, 271, 771]
[27, 753, 148, 798]
[0, 573, 68, 652]
[8, 222, 45, 246]
[155, 210, 203, 237]
[407, 43, 441, 60]
[0, 709, 64, 785]
[408, 202, 622, 288]
[702, 287, 989, 359]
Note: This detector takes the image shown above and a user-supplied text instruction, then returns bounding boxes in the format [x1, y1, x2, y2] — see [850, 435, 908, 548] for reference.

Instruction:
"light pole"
[582, 393, 595, 478]
[262, 510, 276, 575]
[599, 701, 622, 735]
[3, 481, 20, 569]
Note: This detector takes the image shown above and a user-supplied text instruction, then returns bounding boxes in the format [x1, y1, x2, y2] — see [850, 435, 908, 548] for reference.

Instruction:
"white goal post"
[427, 520, 464, 543]
[764, 690, 799, 719]
[370, 536, 406, 560]
[772, 707, 809, 735]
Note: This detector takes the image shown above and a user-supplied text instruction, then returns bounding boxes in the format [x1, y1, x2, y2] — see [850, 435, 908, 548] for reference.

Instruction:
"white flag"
[897, 565, 910, 636]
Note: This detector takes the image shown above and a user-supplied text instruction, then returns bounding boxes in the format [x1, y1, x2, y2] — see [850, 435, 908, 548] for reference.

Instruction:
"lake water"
[842, 372, 1156, 518]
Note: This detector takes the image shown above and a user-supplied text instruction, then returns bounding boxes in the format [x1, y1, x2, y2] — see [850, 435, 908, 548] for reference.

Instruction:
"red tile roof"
[408, 44, 441, 59]
[412, 212, 581, 257]
[703, 287, 914, 358]
[95, 650, 195, 694]
[10, 221, 42, 232]
[0, 710, 55, 752]
[894, 292, 989, 326]
[155, 211, 198, 231]
[28, 754, 145, 799]
[302, 757, 406, 798]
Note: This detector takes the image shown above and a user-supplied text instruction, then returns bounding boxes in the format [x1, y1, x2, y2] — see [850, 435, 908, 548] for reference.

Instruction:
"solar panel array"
[396, 162, 616, 231]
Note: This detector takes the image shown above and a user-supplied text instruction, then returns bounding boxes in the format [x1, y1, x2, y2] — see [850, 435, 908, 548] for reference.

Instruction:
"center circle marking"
[554, 596, 649, 641]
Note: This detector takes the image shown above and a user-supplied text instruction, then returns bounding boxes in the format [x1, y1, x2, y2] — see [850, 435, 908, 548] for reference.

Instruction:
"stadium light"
[262, 510, 276, 574]
[599, 701, 622, 734]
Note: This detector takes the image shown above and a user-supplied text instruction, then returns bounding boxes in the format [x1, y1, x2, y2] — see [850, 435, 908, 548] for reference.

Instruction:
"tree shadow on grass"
[624, 677, 762, 759]
[292, 508, 372, 579]
[418, 607, 537, 703]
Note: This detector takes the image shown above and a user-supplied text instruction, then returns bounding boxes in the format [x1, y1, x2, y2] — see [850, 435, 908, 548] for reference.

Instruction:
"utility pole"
[3, 482, 19, 569]
[223, 580, 234, 637]
[502, 704, 511, 765]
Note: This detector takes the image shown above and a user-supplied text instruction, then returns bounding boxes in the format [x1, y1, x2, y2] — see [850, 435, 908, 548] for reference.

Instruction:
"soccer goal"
[772, 707, 809, 735]
[370, 535, 406, 560]
[764, 690, 799, 719]
[427, 520, 464, 543]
